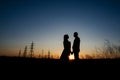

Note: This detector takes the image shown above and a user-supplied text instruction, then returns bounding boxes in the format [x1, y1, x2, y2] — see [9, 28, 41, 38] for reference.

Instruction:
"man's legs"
[74, 52, 79, 60]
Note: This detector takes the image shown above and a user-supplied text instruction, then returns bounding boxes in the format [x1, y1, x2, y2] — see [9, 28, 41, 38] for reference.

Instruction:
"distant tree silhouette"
[23, 46, 27, 57]
[18, 49, 21, 57]
[29, 41, 34, 58]
[38, 54, 41, 58]
[48, 50, 50, 59]
[42, 49, 44, 59]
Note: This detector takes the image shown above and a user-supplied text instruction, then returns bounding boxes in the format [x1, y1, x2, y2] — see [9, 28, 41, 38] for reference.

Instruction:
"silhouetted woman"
[60, 34, 71, 61]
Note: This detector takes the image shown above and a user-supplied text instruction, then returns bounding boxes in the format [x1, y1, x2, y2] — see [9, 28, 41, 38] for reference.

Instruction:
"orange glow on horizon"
[0, 47, 91, 59]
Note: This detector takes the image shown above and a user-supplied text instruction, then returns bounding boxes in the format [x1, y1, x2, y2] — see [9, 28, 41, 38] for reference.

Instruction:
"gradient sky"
[0, 0, 120, 57]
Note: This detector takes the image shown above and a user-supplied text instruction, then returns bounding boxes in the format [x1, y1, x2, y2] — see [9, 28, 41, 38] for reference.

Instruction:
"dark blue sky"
[0, 0, 120, 56]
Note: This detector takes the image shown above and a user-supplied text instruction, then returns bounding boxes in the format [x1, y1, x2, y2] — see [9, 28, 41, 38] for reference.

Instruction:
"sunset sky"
[0, 0, 120, 58]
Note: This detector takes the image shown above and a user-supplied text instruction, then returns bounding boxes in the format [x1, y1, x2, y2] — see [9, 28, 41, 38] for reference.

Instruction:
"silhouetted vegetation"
[84, 40, 120, 59]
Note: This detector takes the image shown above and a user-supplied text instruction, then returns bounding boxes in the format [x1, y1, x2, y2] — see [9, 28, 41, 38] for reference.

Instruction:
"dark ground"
[1, 56, 120, 76]
[0, 56, 120, 65]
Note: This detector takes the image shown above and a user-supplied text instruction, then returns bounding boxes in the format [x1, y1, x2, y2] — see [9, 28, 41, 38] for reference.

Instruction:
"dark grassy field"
[0, 56, 120, 65]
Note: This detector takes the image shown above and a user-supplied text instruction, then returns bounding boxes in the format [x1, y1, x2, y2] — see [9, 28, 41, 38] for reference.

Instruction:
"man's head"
[74, 32, 78, 37]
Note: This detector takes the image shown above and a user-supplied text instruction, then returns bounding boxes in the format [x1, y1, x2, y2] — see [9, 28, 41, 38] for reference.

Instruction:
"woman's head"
[64, 34, 69, 40]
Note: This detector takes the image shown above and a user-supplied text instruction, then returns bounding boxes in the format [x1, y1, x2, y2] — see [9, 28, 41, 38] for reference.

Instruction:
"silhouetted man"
[72, 32, 80, 60]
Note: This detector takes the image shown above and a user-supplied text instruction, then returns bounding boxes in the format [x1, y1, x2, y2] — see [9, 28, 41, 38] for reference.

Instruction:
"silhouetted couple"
[60, 32, 80, 62]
